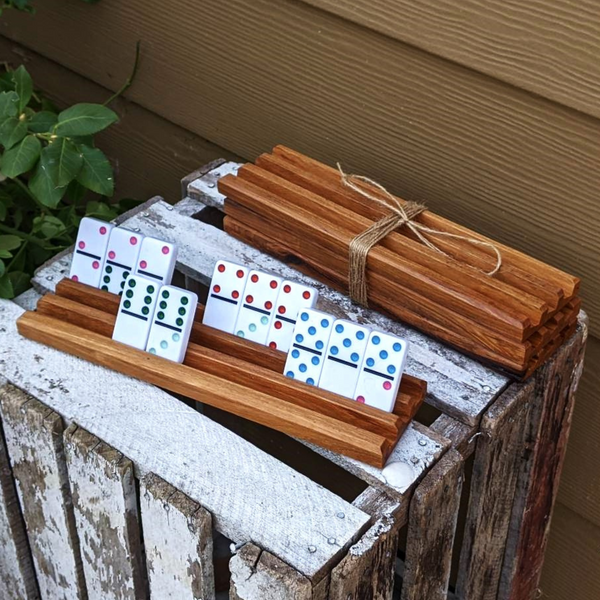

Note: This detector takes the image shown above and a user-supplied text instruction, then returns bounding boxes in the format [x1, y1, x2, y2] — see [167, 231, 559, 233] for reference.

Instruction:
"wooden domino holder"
[19, 279, 427, 467]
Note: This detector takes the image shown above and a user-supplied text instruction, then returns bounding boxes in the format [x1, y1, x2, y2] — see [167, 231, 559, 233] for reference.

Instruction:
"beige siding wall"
[0, 1, 597, 596]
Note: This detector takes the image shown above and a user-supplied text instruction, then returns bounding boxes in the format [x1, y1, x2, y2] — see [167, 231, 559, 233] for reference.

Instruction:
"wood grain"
[3, 0, 599, 338]
[0, 299, 372, 582]
[18, 311, 396, 467]
[37, 291, 417, 445]
[402, 450, 464, 600]
[294, 0, 600, 119]
[64, 425, 147, 600]
[140, 473, 215, 600]
[0, 385, 87, 599]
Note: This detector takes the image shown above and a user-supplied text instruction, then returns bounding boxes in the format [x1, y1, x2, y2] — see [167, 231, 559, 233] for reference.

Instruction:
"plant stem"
[0, 222, 55, 248]
[6, 239, 27, 271]
[104, 41, 141, 106]
[12, 177, 47, 211]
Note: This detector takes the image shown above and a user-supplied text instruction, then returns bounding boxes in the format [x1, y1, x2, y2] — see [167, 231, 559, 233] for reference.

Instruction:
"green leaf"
[33, 215, 66, 239]
[0, 274, 13, 299]
[13, 66, 33, 113]
[0, 259, 4, 278]
[0, 74, 15, 94]
[0, 235, 22, 251]
[85, 200, 118, 221]
[28, 111, 58, 133]
[76, 145, 114, 196]
[0, 91, 19, 120]
[0, 250, 12, 259]
[0, 117, 27, 149]
[66, 179, 86, 204]
[0, 202, 6, 221]
[8, 271, 29, 296]
[29, 152, 67, 208]
[55, 104, 118, 136]
[44, 138, 83, 186]
[0, 135, 41, 178]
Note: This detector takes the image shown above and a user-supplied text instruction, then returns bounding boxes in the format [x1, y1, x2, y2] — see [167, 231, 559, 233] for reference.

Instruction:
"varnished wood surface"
[18, 311, 395, 466]
[295, 0, 600, 118]
[2, 0, 599, 340]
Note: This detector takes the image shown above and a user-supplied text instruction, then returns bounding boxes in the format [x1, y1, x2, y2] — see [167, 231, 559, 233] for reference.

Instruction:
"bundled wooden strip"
[218, 148, 580, 375]
[18, 311, 396, 466]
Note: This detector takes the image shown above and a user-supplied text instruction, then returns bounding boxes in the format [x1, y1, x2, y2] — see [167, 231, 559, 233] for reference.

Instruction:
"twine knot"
[338, 164, 502, 307]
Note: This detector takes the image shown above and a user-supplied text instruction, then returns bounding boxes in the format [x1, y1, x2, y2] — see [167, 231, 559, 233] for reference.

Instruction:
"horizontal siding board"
[2, 0, 598, 336]
[556, 334, 600, 528]
[0, 37, 239, 202]
[540, 504, 600, 600]
[297, 0, 600, 119]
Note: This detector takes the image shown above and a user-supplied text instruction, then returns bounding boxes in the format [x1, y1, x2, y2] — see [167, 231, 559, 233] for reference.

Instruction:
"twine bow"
[338, 164, 502, 307]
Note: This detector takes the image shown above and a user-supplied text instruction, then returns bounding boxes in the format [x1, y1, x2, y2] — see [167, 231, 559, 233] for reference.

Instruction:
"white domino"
[202, 261, 249, 334]
[353, 331, 409, 412]
[234, 270, 283, 345]
[69, 217, 114, 287]
[266, 280, 318, 352]
[283, 309, 333, 385]
[146, 286, 198, 363]
[134, 237, 177, 285]
[100, 227, 144, 295]
[112, 275, 161, 350]
[319, 319, 371, 399]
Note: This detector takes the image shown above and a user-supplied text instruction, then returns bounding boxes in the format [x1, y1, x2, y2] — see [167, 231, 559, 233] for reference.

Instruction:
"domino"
[318, 319, 371, 399]
[353, 331, 409, 412]
[134, 237, 177, 285]
[69, 217, 114, 288]
[100, 227, 144, 295]
[146, 286, 198, 363]
[266, 280, 318, 352]
[112, 275, 161, 350]
[283, 308, 333, 385]
[202, 260, 249, 333]
[234, 270, 283, 344]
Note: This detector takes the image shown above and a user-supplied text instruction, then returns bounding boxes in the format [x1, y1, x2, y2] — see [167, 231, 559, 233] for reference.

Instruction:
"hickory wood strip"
[500, 318, 588, 600]
[243, 158, 548, 324]
[44, 285, 419, 441]
[17, 312, 391, 467]
[219, 174, 533, 343]
[270, 146, 580, 301]
[455, 379, 536, 600]
[0, 391, 39, 600]
[140, 473, 215, 600]
[8, 0, 599, 334]
[401, 449, 464, 600]
[229, 544, 329, 600]
[0, 383, 87, 600]
[0, 300, 370, 581]
[64, 424, 147, 600]
[223, 213, 532, 373]
[35, 195, 509, 426]
[328, 487, 404, 600]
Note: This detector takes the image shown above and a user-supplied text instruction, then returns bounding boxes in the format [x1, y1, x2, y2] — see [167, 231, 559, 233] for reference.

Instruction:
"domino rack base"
[0, 159, 588, 600]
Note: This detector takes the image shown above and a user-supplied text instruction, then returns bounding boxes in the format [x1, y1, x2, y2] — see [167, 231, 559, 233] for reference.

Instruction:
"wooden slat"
[140, 473, 215, 600]
[500, 319, 588, 600]
[556, 335, 600, 527]
[41, 287, 420, 441]
[64, 425, 147, 600]
[401, 450, 464, 600]
[455, 380, 535, 600]
[0, 394, 39, 599]
[0, 37, 239, 202]
[229, 544, 328, 600]
[328, 487, 404, 600]
[295, 0, 600, 119]
[18, 312, 394, 467]
[0, 299, 370, 581]
[4, 0, 598, 335]
[0, 384, 87, 599]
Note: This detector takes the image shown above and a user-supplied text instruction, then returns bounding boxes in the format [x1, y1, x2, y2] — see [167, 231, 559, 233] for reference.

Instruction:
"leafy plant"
[0, 65, 139, 298]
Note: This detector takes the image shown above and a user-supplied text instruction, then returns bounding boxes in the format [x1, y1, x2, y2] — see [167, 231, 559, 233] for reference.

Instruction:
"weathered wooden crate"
[0, 160, 587, 600]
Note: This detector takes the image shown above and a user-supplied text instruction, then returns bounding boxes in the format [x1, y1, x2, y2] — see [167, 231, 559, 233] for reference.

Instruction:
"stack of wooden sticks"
[218, 146, 581, 377]
[17, 279, 427, 467]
